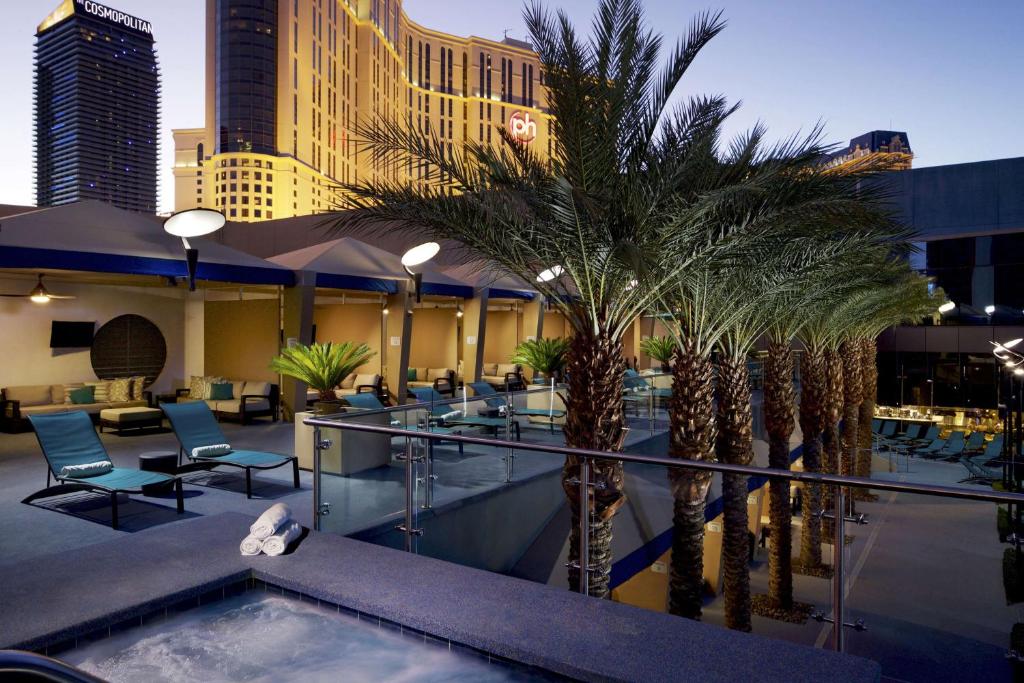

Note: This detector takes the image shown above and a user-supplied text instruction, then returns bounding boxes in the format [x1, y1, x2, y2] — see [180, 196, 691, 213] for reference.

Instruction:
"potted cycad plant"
[640, 335, 677, 372]
[511, 337, 570, 384]
[270, 341, 375, 415]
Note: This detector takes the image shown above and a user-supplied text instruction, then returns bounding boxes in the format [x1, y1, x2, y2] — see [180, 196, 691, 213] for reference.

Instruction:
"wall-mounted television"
[50, 321, 95, 348]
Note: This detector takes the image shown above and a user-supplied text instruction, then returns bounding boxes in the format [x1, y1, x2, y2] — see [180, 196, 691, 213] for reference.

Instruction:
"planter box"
[294, 411, 392, 475]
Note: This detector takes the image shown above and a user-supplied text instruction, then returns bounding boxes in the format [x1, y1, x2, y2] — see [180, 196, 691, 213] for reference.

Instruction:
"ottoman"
[139, 451, 179, 474]
[99, 406, 164, 434]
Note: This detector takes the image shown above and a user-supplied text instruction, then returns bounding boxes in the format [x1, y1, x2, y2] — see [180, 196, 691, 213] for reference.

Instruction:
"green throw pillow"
[407, 368, 417, 381]
[209, 382, 234, 400]
[69, 386, 95, 405]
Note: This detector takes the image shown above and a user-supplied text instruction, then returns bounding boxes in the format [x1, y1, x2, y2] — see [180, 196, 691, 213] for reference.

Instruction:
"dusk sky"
[1, 0, 1021, 213]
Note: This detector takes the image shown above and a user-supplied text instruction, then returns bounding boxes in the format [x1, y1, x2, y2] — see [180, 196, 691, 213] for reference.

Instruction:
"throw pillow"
[63, 383, 85, 404]
[86, 381, 110, 403]
[69, 386, 95, 405]
[188, 375, 205, 400]
[130, 376, 146, 400]
[407, 368, 417, 381]
[109, 377, 132, 403]
[209, 382, 233, 400]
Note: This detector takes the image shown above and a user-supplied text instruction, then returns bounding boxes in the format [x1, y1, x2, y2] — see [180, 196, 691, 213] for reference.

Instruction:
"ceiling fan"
[0, 274, 76, 303]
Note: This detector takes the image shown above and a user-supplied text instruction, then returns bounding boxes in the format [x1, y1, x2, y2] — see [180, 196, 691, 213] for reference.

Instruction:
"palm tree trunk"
[716, 355, 754, 632]
[840, 340, 863, 504]
[798, 347, 826, 570]
[667, 337, 715, 619]
[764, 340, 795, 610]
[856, 338, 877, 482]
[562, 329, 627, 598]
[821, 348, 844, 541]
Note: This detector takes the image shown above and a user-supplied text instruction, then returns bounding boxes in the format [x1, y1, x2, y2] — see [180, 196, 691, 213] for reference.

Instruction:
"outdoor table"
[138, 451, 179, 474]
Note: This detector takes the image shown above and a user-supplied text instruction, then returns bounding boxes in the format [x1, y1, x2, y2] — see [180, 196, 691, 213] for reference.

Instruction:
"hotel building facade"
[173, 0, 551, 222]
[35, 0, 160, 212]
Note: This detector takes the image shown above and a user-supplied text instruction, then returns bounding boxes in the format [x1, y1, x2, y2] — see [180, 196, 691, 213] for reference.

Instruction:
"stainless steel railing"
[305, 412, 1024, 653]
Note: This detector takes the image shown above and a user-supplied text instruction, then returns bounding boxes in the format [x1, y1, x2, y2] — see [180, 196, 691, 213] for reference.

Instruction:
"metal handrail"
[0, 650, 106, 682]
[305, 413, 1024, 654]
[304, 416, 1024, 504]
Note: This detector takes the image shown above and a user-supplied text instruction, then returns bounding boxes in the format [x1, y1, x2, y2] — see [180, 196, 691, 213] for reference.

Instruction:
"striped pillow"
[85, 381, 110, 403]
[109, 377, 132, 403]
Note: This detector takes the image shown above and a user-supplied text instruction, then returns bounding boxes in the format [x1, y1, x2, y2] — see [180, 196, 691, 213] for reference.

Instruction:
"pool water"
[61, 592, 544, 682]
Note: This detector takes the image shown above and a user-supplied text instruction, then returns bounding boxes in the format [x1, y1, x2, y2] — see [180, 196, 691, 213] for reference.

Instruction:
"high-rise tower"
[173, 0, 550, 222]
[35, 0, 160, 212]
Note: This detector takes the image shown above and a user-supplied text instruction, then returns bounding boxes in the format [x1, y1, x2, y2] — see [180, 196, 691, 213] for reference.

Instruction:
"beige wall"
[484, 309, 520, 363]
[313, 302, 383, 374]
[204, 299, 279, 382]
[409, 307, 459, 369]
[0, 276, 184, 393]
[543, 310, 571, 339]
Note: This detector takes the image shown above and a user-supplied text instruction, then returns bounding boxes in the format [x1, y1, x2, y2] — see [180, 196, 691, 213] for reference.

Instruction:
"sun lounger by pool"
[469, 381, 565, 433]
[914, 438, 946, 458]
[928, 431, 966, 461]
[23, 411, 183, 529]
[959, 435, 1005, 483]
[963, 430, 986, 453]
[162, 402, 298, 499]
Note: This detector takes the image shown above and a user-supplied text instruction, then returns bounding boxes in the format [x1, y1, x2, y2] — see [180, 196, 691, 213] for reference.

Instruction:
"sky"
[1, 0, 1021, 213]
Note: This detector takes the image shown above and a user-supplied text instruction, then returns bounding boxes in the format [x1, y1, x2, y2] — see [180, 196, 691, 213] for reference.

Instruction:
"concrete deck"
[0, 511, 880, 682]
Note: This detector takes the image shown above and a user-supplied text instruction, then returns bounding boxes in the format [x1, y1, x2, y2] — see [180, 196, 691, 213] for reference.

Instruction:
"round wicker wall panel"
[90, 314, 167, 386]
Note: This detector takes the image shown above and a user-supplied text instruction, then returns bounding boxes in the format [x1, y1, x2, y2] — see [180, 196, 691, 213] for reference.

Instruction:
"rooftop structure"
[826, 130, 913, 171]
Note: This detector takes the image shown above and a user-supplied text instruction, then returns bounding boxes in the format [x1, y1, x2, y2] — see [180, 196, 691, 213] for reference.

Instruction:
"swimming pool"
[60, 591, 548, 682]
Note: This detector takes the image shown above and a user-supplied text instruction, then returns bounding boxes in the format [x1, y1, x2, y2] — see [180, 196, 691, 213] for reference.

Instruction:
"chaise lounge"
[161, 402, 298, 499]
[22, 411, 184, 529]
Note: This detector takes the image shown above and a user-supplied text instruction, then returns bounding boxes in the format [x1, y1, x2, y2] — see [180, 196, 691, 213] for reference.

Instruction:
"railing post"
[396, 436, 422, 552]
[312, 425, 322, 532]
[832, 482, 846, 652]
[421, 437, 434, 510]
[579, 456, 591, 596]
[504, 385, 515, 482]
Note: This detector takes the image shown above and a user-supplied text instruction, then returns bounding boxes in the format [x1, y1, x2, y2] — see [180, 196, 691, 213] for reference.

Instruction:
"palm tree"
[324, 0, 746, 597]
[511, 337, 570, 383]
[270, 342, 376, 408]
[640, 335, 677, 372]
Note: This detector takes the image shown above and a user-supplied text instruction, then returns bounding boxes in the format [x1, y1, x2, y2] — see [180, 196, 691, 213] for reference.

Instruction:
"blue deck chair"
[908, 424, 939, 448]
[23, 411, 183, 529]
[893, 424, 922, 442]
[929, 431, 966, 461]
[469, 381, 564, 433]
[959, 435, 1005, 483]
[879, 421, 898, 438]
[161, 402, 298, 499]
[871, 419, 882, 434]
[914, 438, 946, 458]
[963, 430, 986, 453]
[407, 387, 466, 455]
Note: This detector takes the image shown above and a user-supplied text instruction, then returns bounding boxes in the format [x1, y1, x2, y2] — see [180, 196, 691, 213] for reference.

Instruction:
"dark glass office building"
[35, 0, 160, 212]
[214, 0, 277, 155]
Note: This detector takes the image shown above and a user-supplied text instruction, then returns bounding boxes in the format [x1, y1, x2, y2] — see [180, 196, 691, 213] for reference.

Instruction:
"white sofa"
[176, 379, 279, 424]
[480, 363, 525, 390]
[407, 367, 455, 396]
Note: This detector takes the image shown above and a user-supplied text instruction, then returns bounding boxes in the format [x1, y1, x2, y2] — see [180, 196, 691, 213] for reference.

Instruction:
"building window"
[230, 209, 237, 217]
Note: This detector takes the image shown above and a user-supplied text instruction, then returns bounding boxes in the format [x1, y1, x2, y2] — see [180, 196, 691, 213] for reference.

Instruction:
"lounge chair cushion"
[78, 467, 175, 490]
[28, 411, 110, 476]
[5, 385, 53, 407]
[496, 363, 519, 376]
[243, 381, 271, 397]
[198, 449, 290, 468]
[481, 363, 498, 376]
[427, 368, 451, 381]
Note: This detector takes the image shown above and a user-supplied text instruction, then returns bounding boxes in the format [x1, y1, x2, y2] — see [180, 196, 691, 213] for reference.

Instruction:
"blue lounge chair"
[23, 411, 183, 529]
[161, 402, 298, 499]
[879, 421, 898, 438]
[914, 438, 946, 458]
[963, 430, 986, 453]
[871, 419, 882, 434]
[469, 381, 565, 433]
[407, 387, 466, 454]
[908, 424, 939, 448]
[929, 431, 966, 461]
[959, 435, 1005, 483]
[893, 424, 922, 442]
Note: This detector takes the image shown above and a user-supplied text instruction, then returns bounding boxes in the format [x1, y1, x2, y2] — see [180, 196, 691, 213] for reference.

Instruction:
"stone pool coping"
[0, 512, 880, 682]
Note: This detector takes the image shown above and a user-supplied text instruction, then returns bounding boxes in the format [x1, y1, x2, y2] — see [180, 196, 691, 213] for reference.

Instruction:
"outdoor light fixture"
[162, 208, 226, 292]
[401, 241, 440, 303]
[536, 265, 564, 283]
[985, 305, 996, 315]
[993, 340, 1024, 370]
[937, 301, 956, 314]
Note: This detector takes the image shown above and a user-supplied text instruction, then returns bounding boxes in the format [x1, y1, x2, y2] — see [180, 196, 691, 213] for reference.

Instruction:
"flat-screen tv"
[50, 321, 95, 348]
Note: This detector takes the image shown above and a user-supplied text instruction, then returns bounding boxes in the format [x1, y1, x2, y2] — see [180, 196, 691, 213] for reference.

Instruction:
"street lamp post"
[401, 242, 440, 303]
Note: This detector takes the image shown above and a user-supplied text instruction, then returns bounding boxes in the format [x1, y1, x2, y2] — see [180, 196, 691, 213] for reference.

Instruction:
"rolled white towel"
[262, 521, 302, 557]
[60, 461, 113, 479]
[249, 503, 292, 540]
[239, 535, 263, 556]
[438, 410, 464, 422]
[192, 444, 232, 459]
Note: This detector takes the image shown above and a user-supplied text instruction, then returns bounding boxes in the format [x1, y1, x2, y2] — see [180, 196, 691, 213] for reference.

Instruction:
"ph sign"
[509, 112, 537, 143]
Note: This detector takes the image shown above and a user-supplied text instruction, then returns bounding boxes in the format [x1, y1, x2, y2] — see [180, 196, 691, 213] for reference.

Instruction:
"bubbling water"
[61, 593, 541, 682]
